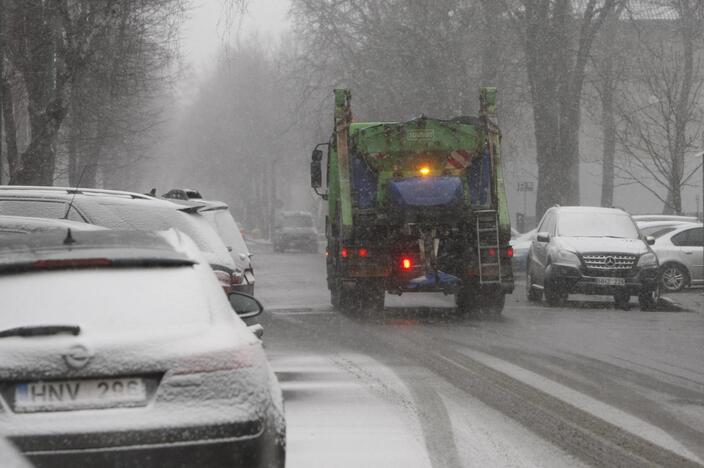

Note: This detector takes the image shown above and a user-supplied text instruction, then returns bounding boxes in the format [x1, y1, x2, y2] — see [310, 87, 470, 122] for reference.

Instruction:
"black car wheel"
[526, 267, 542, 302]
[543, 279, 566, 306]
[660, 263, 688, 293]
[613, 290, 631, 310]
[638, 285, 659, 311]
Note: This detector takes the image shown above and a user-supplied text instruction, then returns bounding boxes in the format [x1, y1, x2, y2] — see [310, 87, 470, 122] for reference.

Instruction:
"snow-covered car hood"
[553, 236, 649, 255]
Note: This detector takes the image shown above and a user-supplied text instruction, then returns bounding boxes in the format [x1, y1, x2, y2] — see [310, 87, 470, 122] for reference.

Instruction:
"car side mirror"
[536, 232, 550, 243]
[646, 235, 655, 245]
[227, 292, 263, 319]
[311, 160, 322, 189]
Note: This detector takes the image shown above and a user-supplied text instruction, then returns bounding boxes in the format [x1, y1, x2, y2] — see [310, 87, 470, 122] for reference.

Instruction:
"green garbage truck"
[310, 87, 514, 316]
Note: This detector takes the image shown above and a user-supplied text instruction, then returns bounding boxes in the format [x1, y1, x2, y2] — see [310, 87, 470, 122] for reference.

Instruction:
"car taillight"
[401, 257, 413, 270]
[172, 347, 258, 375]
[231, 270, 243, 285]
[213, 270, 231, 289]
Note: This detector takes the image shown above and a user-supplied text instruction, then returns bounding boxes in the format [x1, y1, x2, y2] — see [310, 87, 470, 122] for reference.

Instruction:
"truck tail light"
[401, 257, 413, 270]
[505, 246, 514, 258]
[358, 248, 368, 257]
[341, 248, 348, 258]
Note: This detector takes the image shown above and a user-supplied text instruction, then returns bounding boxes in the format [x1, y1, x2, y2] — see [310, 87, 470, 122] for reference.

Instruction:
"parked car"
[0, 186, 242, 292]
[636, 220, 694, 239]
[0, 215, 106, 236]
[632, 214, 699, 223]
[526, 206, 659, 309]
[649, 222, 703, 292]
[0, 230, 285, 467]
[165, 197, 256, 295]
[509, 228, 537, 272]
[272, 211, 318, 253]
[162, 188, 203, 200]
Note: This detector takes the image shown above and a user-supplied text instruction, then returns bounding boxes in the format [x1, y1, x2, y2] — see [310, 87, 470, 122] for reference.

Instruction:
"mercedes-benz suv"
[526, 206, 659, 310]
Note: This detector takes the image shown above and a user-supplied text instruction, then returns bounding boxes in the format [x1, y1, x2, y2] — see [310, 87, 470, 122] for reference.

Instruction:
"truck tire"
[480, 289, 505, 317]
[356, 285, 385, 318]
[456, 285, 480, 318]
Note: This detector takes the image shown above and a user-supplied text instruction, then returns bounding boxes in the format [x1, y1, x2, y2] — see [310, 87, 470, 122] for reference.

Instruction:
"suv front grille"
[582, 254, 636, 276]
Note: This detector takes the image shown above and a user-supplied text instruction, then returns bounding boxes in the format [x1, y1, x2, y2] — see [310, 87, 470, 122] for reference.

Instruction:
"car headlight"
[637, 252, 658, 267]
[555, 249, 581, 265]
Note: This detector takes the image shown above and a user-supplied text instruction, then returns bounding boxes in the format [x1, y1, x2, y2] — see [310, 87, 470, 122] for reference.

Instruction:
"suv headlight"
[637, 252, 657, 267]
[555, 249, 581, 265]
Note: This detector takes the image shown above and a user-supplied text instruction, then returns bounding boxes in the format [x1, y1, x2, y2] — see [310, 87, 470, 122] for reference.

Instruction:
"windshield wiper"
[0, 325, 81, 338]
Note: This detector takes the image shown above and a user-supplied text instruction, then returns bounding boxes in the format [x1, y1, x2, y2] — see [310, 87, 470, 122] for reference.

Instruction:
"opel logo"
[63, 344, 93, 370]
[605, 256, 616, 267]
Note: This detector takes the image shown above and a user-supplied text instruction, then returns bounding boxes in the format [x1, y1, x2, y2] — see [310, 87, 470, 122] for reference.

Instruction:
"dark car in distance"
[272, 211, 318, 253]
[526, 206, 659, 310]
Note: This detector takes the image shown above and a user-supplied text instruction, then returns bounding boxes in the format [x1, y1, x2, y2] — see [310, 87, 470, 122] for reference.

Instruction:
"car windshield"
[92, 202, 236, 268]
[0, 268, 210, 333]
[557, 212, 640, 238]
[283, 215, 313, 228]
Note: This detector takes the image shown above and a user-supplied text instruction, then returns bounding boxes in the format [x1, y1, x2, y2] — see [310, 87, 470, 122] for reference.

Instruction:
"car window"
[557, 212, 639, 238]
[0, 199, 85, 222]
[0, 268, 211, 332]
[92, 201, 236, 268]
[205, 210, 249, 256]
[283, 214, 314, 228]
[538, 212, 555, 234]
[644, 226, 677, 239]
[673, 227, 703, 247]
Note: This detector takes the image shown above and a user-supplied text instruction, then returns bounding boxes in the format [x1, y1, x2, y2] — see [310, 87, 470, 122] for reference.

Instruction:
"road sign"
[517, 181, 534, 192]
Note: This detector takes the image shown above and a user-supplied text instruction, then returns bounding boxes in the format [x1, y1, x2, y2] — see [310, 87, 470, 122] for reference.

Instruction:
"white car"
[650, 222, 703, 292]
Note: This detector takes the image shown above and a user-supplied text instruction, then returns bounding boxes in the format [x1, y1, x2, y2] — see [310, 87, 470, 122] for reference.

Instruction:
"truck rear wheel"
[479, 289, 505, 317]
[456, 286, 480, 318]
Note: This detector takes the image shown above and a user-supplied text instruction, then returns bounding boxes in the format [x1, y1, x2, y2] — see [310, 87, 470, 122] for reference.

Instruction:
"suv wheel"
[638, 286, 659, 311]
[660, 263, 688, 293]
[613, 291, 631, 310]
[526, 268, 542, 302]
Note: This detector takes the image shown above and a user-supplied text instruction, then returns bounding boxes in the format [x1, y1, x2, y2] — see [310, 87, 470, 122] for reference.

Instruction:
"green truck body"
[311, 87, 514, 316]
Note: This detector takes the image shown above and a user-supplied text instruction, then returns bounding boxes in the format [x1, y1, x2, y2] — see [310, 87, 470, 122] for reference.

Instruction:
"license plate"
[596, 277, 625, 286]
[15, 378, 147, 413]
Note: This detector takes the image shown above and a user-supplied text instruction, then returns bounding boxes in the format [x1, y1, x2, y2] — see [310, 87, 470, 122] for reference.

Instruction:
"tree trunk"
[600, 82, 616, 207]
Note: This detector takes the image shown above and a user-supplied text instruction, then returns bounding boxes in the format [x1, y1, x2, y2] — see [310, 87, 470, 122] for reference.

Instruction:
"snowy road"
[251, 245, 704, 468]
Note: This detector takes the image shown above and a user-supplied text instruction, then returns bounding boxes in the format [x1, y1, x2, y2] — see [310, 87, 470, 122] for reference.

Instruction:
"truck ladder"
[475, 210, 501, 285]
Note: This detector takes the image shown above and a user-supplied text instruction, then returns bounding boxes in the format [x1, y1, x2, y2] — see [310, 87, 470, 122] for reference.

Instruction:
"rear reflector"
[487, 248, 497, 257]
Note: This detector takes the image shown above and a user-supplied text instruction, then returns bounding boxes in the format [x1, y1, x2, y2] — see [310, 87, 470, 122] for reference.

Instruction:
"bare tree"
[516, 0, 621, 217]
[616, 0, 703, 214]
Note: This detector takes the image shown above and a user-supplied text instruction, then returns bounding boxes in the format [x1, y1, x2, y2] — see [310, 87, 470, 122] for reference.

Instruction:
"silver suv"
[526, 206, 659, 310]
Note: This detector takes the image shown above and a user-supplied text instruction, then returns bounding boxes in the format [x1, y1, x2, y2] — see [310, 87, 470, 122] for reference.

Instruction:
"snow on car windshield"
[0, 268, 211, 332]
[557, 212, 640, 238]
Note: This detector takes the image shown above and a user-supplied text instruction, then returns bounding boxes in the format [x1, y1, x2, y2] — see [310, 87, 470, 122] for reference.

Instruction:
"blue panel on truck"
[352, 157, 378, 208]
[388, 176, 464, 207]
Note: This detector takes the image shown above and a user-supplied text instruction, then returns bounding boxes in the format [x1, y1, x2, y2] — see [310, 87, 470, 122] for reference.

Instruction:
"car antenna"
[62, 164, 89, 220]
[63, 228, 76, 245]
